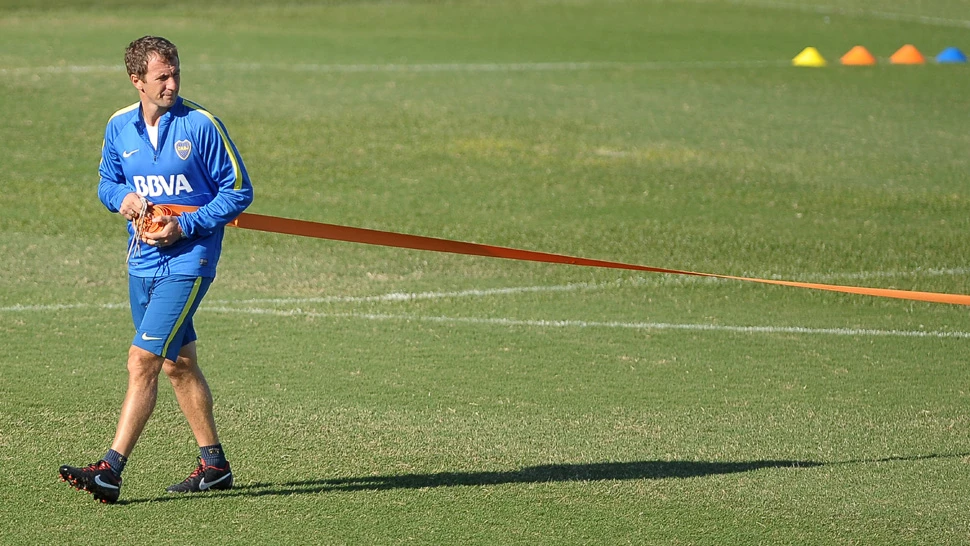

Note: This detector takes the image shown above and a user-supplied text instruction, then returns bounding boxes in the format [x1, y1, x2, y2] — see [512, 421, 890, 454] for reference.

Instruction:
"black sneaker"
[58, 460, 122, 504]
[166, 458, 233, 493]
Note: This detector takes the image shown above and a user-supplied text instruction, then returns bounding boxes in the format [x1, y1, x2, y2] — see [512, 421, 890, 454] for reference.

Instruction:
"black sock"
[103, 449, 127, 476]
[199, 443, 228, 468]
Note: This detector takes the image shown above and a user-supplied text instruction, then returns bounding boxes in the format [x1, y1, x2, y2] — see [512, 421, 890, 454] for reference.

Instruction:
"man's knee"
[163, 342, 200, 379]
[127, 345, 165, 380]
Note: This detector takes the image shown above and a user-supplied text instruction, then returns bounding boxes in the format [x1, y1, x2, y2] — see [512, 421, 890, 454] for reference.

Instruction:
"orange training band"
[150, 205, 970, 306]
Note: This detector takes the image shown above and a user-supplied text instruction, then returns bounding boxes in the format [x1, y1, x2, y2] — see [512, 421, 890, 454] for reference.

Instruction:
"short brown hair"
[125, 36, 179, 78]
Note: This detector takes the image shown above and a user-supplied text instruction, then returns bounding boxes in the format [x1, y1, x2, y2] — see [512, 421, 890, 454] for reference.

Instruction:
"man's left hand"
[142, 216, 184, 247]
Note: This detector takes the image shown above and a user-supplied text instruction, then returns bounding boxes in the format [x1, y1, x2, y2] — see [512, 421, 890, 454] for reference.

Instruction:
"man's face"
[132, 54, 180, 110]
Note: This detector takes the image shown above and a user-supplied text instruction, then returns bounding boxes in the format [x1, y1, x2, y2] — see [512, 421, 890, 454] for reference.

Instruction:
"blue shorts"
[129, 275, 212, 362]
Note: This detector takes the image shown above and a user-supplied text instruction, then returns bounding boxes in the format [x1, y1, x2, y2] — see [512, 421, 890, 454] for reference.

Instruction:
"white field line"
[206, 60, 791, 72]
[2, 266, 969, 338]
[0, 60, 791, 77]
[0, 302, 130, 312]
[0, 281, 611, 311]
[217, 281, 606, 306]
[767, 267, 970, 282]
[4, 298, 963, 338]
[1, 266, 967, 312]
[215, 267, 970, 306]
[706, 0, 970, 28]
[2, 3, 964, 77]
[202, 305, 970, 339]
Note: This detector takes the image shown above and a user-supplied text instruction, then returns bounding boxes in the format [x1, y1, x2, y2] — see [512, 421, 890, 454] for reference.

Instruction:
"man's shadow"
[268, 459, 820, 494]
[119, 458, 817, 504]
[119, 452, 962, 505]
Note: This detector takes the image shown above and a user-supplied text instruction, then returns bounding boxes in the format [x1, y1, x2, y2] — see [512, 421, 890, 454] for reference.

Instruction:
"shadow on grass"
[276, 459, 821, 491]
[118, 458, 818, 505]
[118, 451, 967, 505]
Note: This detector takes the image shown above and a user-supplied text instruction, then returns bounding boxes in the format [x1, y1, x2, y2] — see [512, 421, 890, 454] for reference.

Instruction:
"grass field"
[2, 0, 970, 544]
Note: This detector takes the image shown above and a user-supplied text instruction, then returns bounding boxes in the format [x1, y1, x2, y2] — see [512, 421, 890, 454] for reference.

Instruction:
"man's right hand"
[119, 193, 147, 221]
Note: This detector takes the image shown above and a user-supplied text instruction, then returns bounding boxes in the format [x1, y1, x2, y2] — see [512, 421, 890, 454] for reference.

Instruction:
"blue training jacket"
[98, 96, 254, 278]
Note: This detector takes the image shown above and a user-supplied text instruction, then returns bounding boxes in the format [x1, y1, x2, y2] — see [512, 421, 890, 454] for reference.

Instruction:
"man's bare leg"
[163, 341, 233, 493]
[58, 344, 163, 503]
[111, 345, 166, 456]
[163, 341, 219, 446]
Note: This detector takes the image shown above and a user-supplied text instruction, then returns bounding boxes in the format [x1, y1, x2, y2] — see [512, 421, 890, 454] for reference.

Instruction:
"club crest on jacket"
[175, 139, 192, 160]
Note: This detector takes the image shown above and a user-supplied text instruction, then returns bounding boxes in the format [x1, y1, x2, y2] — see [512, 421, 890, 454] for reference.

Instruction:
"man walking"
[59, 36, 254, 503]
